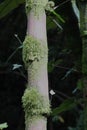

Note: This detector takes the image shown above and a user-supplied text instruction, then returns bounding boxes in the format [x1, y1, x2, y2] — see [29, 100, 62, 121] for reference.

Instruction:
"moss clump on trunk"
[25, 0, 55, 15]
[22, 87, 51, 125]
[22, 35, 48, 68]
[25, 0, 48, 15]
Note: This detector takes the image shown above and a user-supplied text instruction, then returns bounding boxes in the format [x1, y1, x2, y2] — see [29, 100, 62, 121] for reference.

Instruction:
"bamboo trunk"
[22, 1, 51, 130]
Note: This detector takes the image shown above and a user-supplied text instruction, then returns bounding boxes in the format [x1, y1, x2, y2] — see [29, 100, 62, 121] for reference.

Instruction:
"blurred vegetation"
[0, 0, 83, 130]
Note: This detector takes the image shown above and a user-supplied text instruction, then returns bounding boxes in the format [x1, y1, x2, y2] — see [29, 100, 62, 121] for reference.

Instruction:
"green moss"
[45, 1, 55, 12]
[25, 0, 48, 15]
[22, 87, 51, 124]
[25, 0, 55, 15]
[22, 35, 48, 68]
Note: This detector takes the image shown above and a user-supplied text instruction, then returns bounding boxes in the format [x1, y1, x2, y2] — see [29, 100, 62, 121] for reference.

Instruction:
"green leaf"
[52, 11, 65, 23]
[48, 59, 63, 73]
[0, 0, 25, 19]
[62, 68, 74, 80]
[77, 79, 83, 90]
[52, 98, 76, 116]
[0, 123, 8, 129]
[71, 0, 79, 20]
[6, 44, 23, 64]
[47, 17, 57, 30]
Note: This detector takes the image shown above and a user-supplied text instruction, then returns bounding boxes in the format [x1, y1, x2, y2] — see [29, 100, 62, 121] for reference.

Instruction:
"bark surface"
[22, 1, 50, 130]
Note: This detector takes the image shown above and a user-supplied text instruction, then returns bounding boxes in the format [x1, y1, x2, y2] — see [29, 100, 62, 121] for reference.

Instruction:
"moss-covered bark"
[22, 0, 51, 130]
[25, 0, 48, 15]
[23, 35, 48, 68]
[25, 0, 54, 16]
[22, 87, 51, 125]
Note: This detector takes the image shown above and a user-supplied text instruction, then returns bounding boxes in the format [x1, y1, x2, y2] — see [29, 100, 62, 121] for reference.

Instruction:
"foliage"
[52, 98, 77, 116]
[68, 111, 83, 130]
[0, 123, 8, 130]
[77, 79, 83, 90]
[48, 59, 63, 73]
[0, 0, 24, 19]
[0, 0, 64, 24]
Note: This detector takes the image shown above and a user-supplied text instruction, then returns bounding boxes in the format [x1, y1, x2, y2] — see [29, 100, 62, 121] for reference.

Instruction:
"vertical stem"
[79, 1, 87, 129]
[27, 10, 49, 98]
[22, 1, 51, 130]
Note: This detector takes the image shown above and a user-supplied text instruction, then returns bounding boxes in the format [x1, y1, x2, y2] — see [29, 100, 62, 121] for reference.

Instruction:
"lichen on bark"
[45, 1, 55, 12]
[22, 87, 51, 125]
[25, 0, 48, 15]
[22, 35, 48, 68]
[25, 0, 55, 16]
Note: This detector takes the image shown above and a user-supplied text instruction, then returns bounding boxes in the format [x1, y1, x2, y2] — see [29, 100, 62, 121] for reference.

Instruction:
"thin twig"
[54, 0, 71, 10]
[55, 65, 79, 72]
[54, 89, 70, 99]
[14, 34, 23, 45]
